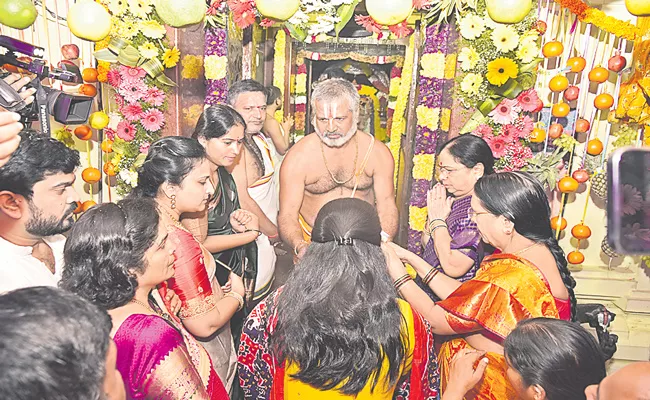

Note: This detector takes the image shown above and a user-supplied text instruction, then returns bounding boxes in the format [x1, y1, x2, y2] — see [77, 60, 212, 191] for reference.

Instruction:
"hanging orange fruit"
[552, 102, 571, 118]
[542, 41, 564, 57]
[571, 224, 592, 239]
[73, 201, 83, 214]
[594, 93, 614, 110]
[74, 125, 92, 140]
[567, 250, 585, 265]
[101, 139, 113, 153]
[79, 83, 97, 97]
[575, 118, 590, 133]
[82, 67, 98, 83]
[588, 66, 609, 83]
[549, 123, 563, 139]
[586, 138, 604, 155]
[82, 167, 101, 184]
[558, 176, 579, 193]
[81, 200, 97, 212]
[103, 162, 117, 176]
[549, 75, 569, 92]
[550, 216, 568, 231]
[530, 127, 546, 143]
[566, 56, 586, 73]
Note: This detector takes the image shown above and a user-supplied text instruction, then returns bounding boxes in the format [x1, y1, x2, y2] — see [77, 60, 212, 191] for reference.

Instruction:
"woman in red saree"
[132, 137, 250, 395]
[238, 198, 440, 399]
[385, 172, 577, 399]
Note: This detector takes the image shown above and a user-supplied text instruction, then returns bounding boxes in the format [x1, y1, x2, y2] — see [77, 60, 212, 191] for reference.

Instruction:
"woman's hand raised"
[230, 209, 259, 233]
[381, 242, 408, 280]
[427, 183, 453, 222]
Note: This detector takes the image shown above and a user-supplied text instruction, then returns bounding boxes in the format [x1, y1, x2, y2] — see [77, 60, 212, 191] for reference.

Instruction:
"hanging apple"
[366, 0, 412, 26]
[61, 44, 80, 60]
[486, 0, 533, 24]
[255, 0, 299, 21]
[154, 0, 207, 27]
[564, 86, 580, 102]
[625, 0, 650, 16]
[0, 0, 38, 30]
[67, 0, 111, 42]
[608, 51, 627, 73]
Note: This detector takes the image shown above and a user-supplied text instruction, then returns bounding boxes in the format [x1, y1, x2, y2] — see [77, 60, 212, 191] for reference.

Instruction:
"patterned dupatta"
[238, 289, 440, 399]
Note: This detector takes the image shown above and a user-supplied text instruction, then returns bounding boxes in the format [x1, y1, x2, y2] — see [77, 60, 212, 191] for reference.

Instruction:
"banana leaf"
[335, 0, 360, 37]
[285, 22, 307, 42]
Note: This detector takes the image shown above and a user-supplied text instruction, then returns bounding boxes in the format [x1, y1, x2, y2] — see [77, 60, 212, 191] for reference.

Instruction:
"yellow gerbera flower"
[162, 47, 181, 68]
[138, 42, 159, 59]
[204, 55, 228, 80]
[516, 40, 539, 64]
[140, 20, 166, 39]
[460, 73, 483, 95]
[486, 57, 519, 86]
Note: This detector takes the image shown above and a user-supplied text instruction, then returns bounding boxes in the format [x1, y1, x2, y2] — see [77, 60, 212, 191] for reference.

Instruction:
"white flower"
[516, 40, 539, 64]
[460, 73, 483, 95]
[491, 25, 519, 53]
[458, 46, 479, 71]
[288, 9, 309, 25]
[109, 0, 128, 15]
[128, 0, 152, 18]
[119, 169, 139, 188]
[307, 14, 340, 36]
[108, 112, 122, 130]
[459, 14, 485, 40]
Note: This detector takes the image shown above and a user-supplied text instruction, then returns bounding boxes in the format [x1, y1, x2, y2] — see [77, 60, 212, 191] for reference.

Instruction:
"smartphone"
[607, 147, 650, 255]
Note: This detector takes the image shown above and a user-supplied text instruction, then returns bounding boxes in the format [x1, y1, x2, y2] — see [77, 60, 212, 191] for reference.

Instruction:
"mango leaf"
[285, 22, 307, 42]
[335, 0, 360, 37]
[133, 153, 147, 169]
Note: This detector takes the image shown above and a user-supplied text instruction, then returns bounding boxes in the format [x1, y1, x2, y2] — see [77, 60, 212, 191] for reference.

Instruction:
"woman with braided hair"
[386, 171, 576, 400]
[238, 198, 440, 399]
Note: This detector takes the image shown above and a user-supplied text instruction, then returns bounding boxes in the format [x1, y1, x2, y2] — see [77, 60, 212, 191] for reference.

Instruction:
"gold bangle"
[224, 292, 244, 311]
[395, 276, 413, 291]
[393, 274, 411, 290]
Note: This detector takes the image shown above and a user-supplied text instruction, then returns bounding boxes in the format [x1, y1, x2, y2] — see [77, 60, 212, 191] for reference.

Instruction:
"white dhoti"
[248, 134, 278, 300]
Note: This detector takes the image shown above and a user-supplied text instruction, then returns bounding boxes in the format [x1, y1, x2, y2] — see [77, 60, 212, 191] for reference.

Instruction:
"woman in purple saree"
[418, 135, 495, 299]
[61, 198, 228, 399]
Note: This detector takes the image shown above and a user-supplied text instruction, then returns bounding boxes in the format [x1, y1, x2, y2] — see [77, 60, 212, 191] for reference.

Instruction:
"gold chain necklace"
[511, 242, 539, 256]
[129, 298, 172, 322]
[320, 133, 359, 185]
[160, 206, 191, 234]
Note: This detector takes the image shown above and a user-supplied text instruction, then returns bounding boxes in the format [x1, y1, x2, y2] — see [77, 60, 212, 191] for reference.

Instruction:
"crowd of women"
[35, 91, 623, 400]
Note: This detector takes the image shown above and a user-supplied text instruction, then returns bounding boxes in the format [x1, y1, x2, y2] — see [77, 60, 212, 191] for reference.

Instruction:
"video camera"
[0, 35, 93, 135]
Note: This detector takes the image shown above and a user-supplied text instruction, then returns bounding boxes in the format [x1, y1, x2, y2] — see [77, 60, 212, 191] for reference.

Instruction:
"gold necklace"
[130, 298, 172, 322]
[160, 206, 191, 234]
[320, 133, 359, 185]
[511, 242, 539, 256]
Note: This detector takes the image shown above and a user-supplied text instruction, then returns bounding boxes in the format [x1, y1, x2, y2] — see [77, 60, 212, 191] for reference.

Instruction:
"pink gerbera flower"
[117, 121, 136, 142]
[473, 124, 493, 138]
[141, 109, 164, 132]
[623, 184, 643, 215]
[517, 89, 543, 112]
[114, 94, 125, 109]
[513, 115, 534, 138]
[119, 79, 148, 104]
[500, 125, 518, 143]
[106, 69, 122, 88]
[121, 103, 143, 121]
[139, 142, 151, 154]
[489, 98, 520, 125]
[488, 136, 508, 158]
[145, 88, 166, 107]
[118, 66, 147, 81]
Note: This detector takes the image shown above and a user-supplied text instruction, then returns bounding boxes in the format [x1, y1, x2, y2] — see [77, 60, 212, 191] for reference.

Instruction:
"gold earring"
[170, 194, 176, 209]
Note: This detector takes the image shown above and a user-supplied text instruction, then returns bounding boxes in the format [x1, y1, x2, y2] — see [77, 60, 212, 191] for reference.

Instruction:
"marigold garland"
[389, 34, 416, 184]
[273, 30, 286, 123]
[553, 0, 644, 40]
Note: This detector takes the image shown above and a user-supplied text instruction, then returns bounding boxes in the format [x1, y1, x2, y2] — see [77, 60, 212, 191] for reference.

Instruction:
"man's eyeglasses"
[468, 210, 491, 219]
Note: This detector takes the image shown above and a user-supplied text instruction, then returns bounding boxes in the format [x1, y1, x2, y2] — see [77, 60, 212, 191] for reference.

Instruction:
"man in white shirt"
[0, 130, 80, 293]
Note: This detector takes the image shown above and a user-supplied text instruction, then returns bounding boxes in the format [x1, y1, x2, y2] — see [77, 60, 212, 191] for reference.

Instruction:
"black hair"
[192, 105, 246, 140]
[0, 130, 80, 199]
[226, 79, 267, 105]
[504, 318, 606, 400]
[270, 198, 406, 395]
[266, 85, 282, 106]
[131, 136, 206, 198]
[474, 172, 577, 321]
[0, 286, 112, 400]
[60, 198, 160, 309]
[440, 135, 495, 175]
[319, 67, 348, 81]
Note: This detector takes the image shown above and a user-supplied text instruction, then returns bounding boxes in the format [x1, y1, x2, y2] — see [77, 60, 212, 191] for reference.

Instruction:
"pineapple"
[591, 170, 607, 198]
[524, 148, 567, 191]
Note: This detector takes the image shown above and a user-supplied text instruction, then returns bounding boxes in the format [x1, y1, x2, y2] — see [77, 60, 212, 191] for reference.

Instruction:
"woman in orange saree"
[385, 172, 577, 399]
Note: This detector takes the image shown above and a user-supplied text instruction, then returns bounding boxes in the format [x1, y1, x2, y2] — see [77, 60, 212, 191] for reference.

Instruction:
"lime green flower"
[138, 42, 159, 59]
